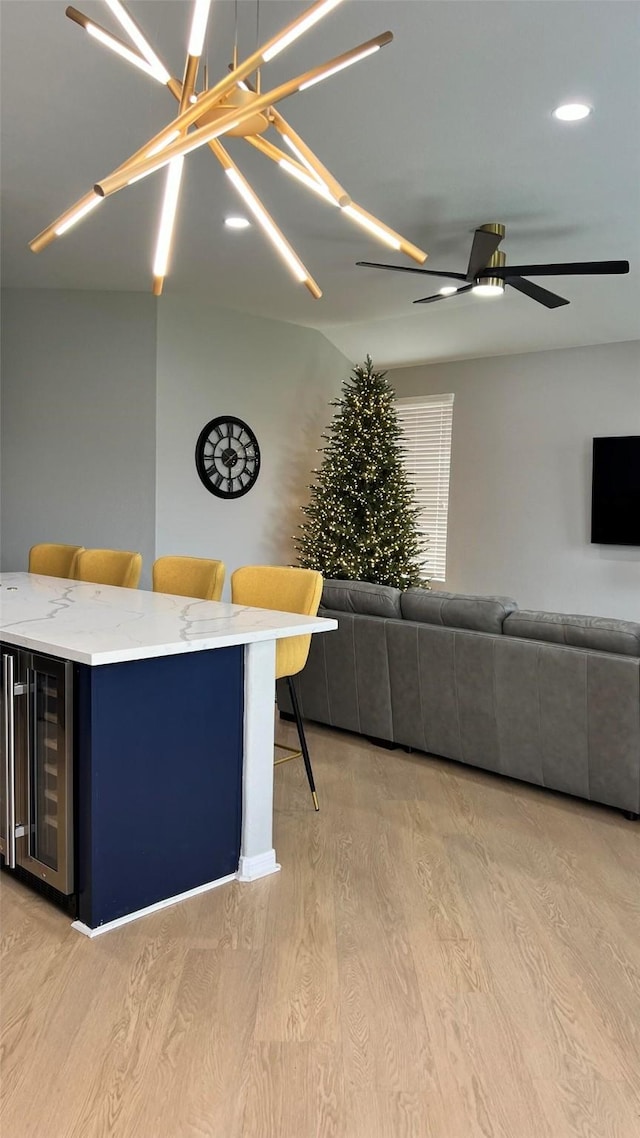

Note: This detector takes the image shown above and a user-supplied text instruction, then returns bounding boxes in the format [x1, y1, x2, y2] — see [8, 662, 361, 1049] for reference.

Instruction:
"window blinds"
[396, 394, 454, 582]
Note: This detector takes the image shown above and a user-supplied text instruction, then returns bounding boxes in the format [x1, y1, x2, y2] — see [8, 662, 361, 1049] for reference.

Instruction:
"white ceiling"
[1, 0, 639, 367]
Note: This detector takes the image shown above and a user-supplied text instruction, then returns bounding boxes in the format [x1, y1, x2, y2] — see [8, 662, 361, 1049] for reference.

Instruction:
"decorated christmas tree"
[296, 356, 427, 589]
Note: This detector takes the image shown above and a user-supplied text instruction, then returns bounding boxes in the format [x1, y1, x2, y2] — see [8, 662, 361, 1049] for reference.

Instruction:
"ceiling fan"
[357, 222, 630, 308]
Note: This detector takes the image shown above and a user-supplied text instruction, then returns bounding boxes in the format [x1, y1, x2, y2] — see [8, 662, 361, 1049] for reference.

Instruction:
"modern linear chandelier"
[30, 0, 427, 297]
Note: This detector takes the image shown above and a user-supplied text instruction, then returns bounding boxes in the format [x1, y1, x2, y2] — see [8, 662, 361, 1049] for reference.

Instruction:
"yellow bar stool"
[28, 543, 84, 579]
[152, 556, 225, 601]
[231, 565, 323, 810]
[75, 548, 142, 589]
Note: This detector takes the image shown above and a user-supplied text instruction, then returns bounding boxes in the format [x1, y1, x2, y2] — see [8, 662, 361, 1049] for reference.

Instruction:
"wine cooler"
[0, 647, 74, 894]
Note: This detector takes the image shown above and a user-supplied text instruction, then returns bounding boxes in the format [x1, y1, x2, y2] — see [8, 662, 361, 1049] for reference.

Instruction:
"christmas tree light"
[296, 357, 428, 589]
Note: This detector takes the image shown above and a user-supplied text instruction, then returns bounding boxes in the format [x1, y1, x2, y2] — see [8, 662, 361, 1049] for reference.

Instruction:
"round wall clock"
[195, 416, 261, 499]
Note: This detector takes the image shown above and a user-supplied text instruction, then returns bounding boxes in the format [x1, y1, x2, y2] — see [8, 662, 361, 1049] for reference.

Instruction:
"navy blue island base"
[1, 571, 337, 934]
[75, 646, 244, 929]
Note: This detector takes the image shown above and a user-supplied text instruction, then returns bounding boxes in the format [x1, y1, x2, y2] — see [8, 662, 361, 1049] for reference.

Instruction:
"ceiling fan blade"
[413, 284, 474, 305]
[356, 261, 467, 280]
[466, 228, 503, 280]
[506, 276, 569, 308]
[489, 260, 629, 279]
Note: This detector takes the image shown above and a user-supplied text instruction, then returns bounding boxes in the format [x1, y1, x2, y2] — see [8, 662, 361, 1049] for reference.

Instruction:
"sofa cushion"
[400, 590, 518, 634]
[320, 578, 402, 619]
[504, 611, 640, 657]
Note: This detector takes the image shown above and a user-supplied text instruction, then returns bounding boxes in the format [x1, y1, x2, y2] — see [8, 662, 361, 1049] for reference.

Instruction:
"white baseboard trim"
[71, 872, 237, 938]
[237, 849, 281, 882]
[72, 851, 281, 936]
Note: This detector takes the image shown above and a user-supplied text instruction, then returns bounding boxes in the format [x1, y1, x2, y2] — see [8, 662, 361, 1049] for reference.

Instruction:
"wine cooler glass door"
[1, 651, 17, 867]
[20, 654, 74, 894]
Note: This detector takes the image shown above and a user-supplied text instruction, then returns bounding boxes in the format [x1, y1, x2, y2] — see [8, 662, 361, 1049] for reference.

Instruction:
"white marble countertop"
[0, 573, 337, 666]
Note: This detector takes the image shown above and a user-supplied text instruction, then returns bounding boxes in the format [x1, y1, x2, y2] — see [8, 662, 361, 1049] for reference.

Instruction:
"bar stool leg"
[286, 676, 319, 811]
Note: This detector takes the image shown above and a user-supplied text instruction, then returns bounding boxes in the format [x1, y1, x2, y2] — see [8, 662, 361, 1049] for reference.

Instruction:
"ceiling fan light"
[439, 286, 458, 296]
[552, 102, 592, 122]
[224, 216, 251, 229]
[472, 281, 505, 297]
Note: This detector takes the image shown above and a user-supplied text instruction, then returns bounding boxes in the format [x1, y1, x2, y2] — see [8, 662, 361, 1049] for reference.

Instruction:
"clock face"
[195, 416, 261, 499]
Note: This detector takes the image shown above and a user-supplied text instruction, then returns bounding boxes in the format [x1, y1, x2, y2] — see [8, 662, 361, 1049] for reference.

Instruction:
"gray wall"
[6, 288, 634, 621]
[392, 340, 640, 620]
[0, 290, 350, 597]
[155, 297, 350, 597]
[1, 290, 157, 585]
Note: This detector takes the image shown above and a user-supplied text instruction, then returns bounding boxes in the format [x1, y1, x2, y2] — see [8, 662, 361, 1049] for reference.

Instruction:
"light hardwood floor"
[1, 721, 639, 1137]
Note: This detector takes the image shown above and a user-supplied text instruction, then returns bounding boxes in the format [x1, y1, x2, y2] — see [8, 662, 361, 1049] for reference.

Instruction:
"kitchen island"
[0, 572, 336, 935]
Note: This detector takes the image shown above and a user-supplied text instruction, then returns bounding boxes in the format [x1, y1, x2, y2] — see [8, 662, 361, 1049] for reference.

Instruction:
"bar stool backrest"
[75, 549, 142, 589]
[231, 566, 323, 681]
[28, 543, 85, 579]
[152, 555, 225, 601]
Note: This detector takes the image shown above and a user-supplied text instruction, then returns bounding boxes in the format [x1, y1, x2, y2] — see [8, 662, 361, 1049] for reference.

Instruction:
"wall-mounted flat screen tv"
[591, 436, 640, 545]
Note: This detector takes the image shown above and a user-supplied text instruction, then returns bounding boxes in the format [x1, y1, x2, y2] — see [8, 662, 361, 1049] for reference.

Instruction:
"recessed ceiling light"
[472, 283, 504, 298]
[439, 286, 458, 296]
[552, 102, 592, 122]
[224, 216, 251, 229]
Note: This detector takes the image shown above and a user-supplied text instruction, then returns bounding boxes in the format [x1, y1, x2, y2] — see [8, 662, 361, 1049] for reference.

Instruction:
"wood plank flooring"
[2, 721, 639, 1137]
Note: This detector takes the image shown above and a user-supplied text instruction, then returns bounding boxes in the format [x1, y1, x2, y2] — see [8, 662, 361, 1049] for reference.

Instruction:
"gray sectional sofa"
[277, 580, 640, 817]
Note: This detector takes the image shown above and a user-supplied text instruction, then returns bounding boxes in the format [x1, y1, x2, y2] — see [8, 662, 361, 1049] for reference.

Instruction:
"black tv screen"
[591, 436, 640, 545]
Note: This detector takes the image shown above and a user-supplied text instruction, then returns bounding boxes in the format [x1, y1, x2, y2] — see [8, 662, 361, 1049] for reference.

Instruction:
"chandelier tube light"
[279, 159, 339, 204]
[31, 191, 100, 251]
[229, 78, 339, 198]
[341, 205, 400, 249]
[137, 0, 349, 142]
[247, 136, 414, 254]
[30, 102, 183, 253]
[270, 110, 349, 205]
[262, 0, 344, 62]
[31, 1, 428, 293]
[54, 193, 103, 235]
[226, 169, 309, 284]
[187, 0, 211, 57]
[103, 0, 170, 81]
[213, 142, 321, 297]
[299, 42, 382, 89]
[93, 31, 394, 199]
[341, 205, 427, 262]
[180, 0, 212, 110]
[282, 133, 322, 179]
[244, 133, 322, 193]
[181, 56, 200, 110]
[152, 157, 185, 294]
[146, 129, 181, 158]
[86, 25, 159, 77]
[65, 7, 168, 82]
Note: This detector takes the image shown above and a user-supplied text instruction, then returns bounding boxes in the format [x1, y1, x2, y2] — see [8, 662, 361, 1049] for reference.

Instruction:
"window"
[396, 393, 454, 582]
